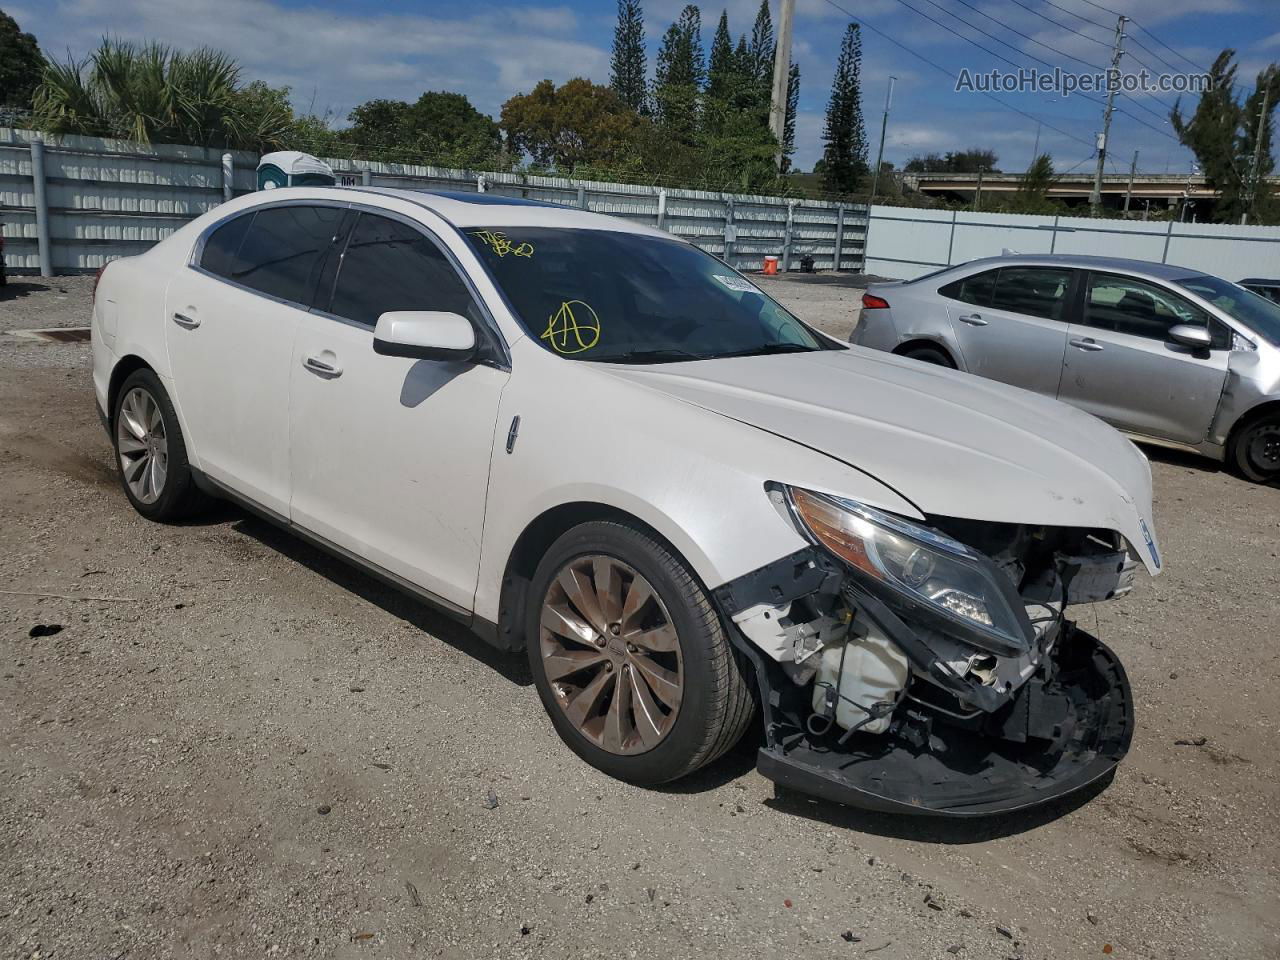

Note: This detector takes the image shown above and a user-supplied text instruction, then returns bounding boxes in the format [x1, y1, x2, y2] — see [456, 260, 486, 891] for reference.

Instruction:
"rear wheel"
[901, 344, 955, 368]
[526, 521, 754, 785]
[1229, 414, 1280, 484]
[112, 368, 209, 520]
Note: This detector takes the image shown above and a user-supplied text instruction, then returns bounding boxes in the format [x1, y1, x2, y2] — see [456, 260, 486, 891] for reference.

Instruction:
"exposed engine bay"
[715, 489, 1137, 816]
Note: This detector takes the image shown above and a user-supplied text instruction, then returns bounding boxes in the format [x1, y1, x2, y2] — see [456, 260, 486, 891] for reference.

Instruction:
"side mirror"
[373, 311, 476, 362]
[1168, 323, 1213, 350]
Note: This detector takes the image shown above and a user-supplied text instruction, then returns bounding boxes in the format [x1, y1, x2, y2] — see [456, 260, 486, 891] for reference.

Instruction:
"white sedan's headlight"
[786, 487, 1031, 655]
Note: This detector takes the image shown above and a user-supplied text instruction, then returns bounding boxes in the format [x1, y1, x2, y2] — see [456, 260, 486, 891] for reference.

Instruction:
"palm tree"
[34, 39, 293, 150]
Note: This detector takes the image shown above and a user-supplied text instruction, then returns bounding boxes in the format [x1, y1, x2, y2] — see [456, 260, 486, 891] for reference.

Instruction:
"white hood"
[601, 347, 1162, 575]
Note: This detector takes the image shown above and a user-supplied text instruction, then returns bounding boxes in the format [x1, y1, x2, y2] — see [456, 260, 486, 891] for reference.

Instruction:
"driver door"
[1057, 271, 1230, 445]
[288, 211, 509, 611]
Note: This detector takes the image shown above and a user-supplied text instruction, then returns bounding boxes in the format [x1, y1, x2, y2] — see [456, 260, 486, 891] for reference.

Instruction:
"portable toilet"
[256, 151, 336, 190]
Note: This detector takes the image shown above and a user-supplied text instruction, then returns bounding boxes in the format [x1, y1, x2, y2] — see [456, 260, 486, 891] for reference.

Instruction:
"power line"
[816, 0, 1097, 149]
[878, 0, 1180, 142]
[1002, 0, 1112, 49]
[1040, 0, 1111, 32]
[943, 0, 1108, 73]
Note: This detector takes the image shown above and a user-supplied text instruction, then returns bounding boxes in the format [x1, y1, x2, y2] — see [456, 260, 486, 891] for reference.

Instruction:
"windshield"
[463, 227, 832, 362]
[1177, 274, 1280, 347]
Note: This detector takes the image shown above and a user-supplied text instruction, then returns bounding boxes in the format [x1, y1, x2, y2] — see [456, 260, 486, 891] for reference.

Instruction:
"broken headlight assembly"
[786, 488, 1031, 656]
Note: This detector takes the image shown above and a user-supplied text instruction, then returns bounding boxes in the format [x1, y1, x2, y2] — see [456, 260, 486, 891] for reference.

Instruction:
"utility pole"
[974, 166, 985, 211]
[868, 77, 897, 208]
[1123, 150, 1138, 214]
[769, 0, 796, 171]
[1244, 83, 1271, 225]
[1032, 120, 1041, 164]
[1090, 14, 1128, 216]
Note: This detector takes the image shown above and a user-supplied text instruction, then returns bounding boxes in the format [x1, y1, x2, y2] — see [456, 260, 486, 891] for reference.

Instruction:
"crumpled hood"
[600, 347, 1162, 574]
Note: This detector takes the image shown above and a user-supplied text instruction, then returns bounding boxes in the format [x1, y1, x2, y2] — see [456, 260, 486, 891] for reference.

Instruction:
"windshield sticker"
[471, 230, 534, 259]
[541, 300, 601, 354]
[712, 274, 760, 293]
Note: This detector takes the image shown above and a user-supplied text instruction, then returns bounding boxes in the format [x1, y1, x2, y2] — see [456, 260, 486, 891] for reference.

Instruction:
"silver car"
[852, 254, 1280, 483]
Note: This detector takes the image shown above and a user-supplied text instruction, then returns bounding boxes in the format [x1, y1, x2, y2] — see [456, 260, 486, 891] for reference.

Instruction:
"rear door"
[165, 203, 347, 515]
[1057, 271, 1231, 445]
[941, 265, 1075, 396]
[288, 211, 509, 611]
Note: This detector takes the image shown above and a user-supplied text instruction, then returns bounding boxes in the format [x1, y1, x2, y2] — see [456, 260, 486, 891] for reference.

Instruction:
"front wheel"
[901, 344, 955, 368]
[526, 521, 754, 785]
[1229, 414, 1280, 484]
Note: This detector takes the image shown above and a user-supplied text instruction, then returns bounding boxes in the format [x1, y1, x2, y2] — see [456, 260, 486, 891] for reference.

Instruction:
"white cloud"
[24, 0, 608, 122]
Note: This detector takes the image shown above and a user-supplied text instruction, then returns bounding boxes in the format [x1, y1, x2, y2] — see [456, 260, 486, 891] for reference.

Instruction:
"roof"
[931, 253, 1204, 281]
[345, 186, 674, 236]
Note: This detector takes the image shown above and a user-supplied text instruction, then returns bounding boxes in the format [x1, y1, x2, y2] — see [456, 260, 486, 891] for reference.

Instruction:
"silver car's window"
[989, 267, 1073, 321]
[938, 269, 997, 307]
[1177, 275, 1280, 347]
[1084, 273, 1230, 349]
[326, 214, 482, 328]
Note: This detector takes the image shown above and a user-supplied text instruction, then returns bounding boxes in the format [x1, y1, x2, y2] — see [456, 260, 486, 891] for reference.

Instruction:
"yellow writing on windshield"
[472, 230, 534, 258]
[540, 300, 600, 354]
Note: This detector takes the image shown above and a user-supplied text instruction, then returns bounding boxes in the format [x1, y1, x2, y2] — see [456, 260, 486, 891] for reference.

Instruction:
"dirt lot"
[1, 275, 1277, 960]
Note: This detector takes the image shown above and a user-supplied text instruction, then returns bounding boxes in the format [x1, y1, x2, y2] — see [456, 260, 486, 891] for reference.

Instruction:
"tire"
[901, 344, 955, 368]
[1228, 414, 1280, 484]
[526, 520, 754, 786]
[112, 368, 209, 521]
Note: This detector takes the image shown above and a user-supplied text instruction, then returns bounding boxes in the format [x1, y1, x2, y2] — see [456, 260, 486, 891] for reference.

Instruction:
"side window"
[210, 205, 344, 304]
[1084, 273, 1225, 346]
[327, 214, 478, 327]
[199, 213, 253, 279]
[989, 267, 1073, 321]
[939, 269, 997, 307]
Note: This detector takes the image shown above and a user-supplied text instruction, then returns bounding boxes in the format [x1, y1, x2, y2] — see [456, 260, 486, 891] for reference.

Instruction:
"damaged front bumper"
[715, 548, 1136, 818]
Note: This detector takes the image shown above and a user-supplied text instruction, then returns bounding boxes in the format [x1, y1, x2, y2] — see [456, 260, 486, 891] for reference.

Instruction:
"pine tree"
[747, 0, 774, 86]
[610, 0, 648, 114]
[782, 62, 799, 173]
[706, 11, 734, 102]
[822, 23, 869, 193]
[653, 5, 705, 142]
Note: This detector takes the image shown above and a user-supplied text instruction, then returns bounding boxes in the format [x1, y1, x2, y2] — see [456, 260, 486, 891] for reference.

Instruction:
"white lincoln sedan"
[92, 187, 1162, 816]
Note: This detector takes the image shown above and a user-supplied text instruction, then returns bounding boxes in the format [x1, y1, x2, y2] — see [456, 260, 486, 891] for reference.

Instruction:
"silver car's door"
[1057, 271, 1231, 445]
[941, 265, 1074, 396]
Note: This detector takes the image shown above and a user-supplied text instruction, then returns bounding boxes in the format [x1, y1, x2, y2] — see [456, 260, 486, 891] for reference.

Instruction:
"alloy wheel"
[116, 386, 168, 504]
[539, 555, 684, 755]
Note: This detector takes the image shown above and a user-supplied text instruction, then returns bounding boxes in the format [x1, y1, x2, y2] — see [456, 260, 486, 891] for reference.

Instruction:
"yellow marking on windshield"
[471, 230, 534, 258]
[540, 300, 600, 354]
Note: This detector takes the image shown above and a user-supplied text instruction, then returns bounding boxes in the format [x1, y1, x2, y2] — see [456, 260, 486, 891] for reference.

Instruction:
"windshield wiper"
[711, 342, 819, 359]
[593, 348, 708, 364]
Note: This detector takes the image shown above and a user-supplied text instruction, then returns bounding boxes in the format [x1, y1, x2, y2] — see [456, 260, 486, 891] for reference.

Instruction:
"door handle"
[1069, 337, 1104, 352]
[172, 312, 200, 329]
[303, 355, 342, 378]
[959, 314, 988, 326]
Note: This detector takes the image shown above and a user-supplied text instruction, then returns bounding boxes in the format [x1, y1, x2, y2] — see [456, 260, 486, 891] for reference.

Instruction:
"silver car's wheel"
[115, 386, 168, 504]
[539, 555, 684, 755]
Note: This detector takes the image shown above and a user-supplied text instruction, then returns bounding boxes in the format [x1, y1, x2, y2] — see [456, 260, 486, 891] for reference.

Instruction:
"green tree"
[501, 77, 642, 171]
[747, 0, 774, 90]
[1002, 153, 1060, 214]
[342, 91, 501, 167]
[706, 11, 735, 102]
[1171, 51, 1279, 223]
[821, 23, 868, 193]
[653, 5, 704, 145]
[610, 0, 648, 114]
[34, 39, 292, 149]
[904, 149, 998, 173]
[0, 9, 45, 111]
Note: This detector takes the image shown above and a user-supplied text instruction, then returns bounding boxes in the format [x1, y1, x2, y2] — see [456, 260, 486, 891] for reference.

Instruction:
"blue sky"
[7, 0, 1277, 175]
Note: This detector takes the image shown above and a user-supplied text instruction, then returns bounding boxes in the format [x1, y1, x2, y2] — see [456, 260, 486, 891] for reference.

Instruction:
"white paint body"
[91, 187, 1162, 655]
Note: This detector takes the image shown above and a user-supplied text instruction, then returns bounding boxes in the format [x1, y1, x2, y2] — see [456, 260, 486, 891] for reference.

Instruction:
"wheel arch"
[891, 338, 958, 367]
[491, 500, 718, 654]
[1225, 398, 1280, 452]
[106, 354, 155, 428]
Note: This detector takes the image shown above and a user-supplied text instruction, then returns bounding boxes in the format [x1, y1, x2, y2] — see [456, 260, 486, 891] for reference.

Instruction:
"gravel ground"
[1, 274, 1277, 960]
